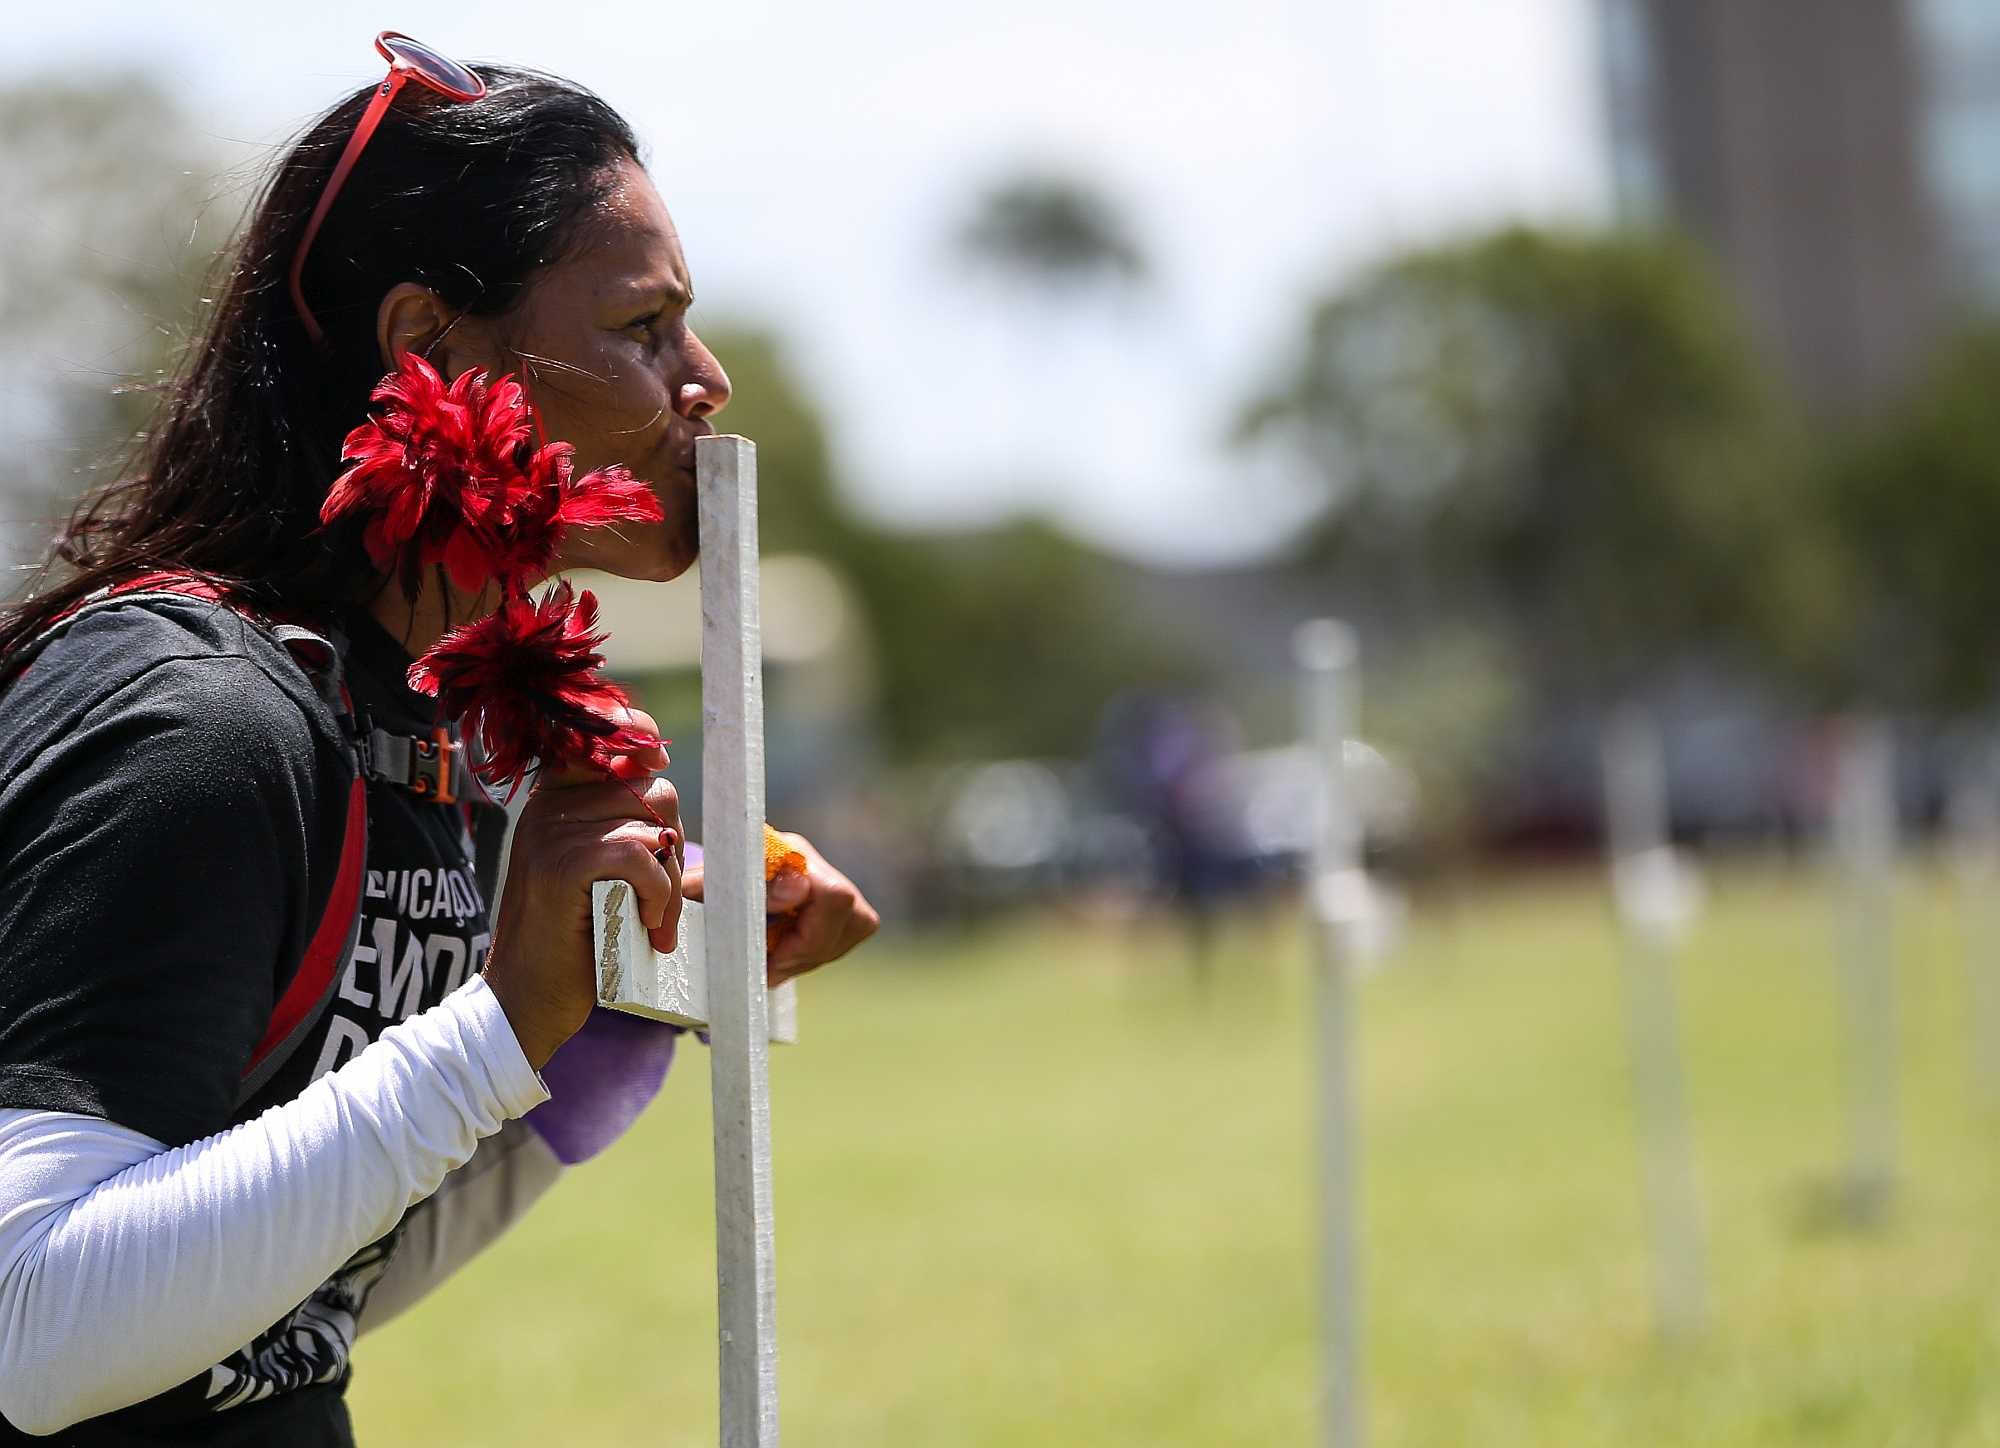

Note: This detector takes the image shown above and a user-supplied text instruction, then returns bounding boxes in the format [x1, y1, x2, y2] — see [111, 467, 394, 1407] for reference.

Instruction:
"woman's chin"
[600, 548, 697, 585]
[557, 528, 698, 584]
[628, 550, 696, 584]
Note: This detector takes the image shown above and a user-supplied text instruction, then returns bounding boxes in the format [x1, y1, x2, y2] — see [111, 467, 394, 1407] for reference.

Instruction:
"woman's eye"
[623, 311, 662, 337]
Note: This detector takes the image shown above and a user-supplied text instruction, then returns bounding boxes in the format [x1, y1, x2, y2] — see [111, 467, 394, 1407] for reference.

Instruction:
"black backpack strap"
[10, 587, 268, 676]
[269, 622, 345, 709]
[234, 626, 487, 1099]
[233, 620, 369, 1107]
[357, 722, 474, 806]
[234, 769, 368, 1104]
[16, 579, 468, 1106]
[471, 789, 513, 908]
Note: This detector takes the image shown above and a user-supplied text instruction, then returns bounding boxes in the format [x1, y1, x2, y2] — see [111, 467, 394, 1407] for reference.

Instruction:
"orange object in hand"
[763, 824, 806, 883]
[763, 824, 807, 951]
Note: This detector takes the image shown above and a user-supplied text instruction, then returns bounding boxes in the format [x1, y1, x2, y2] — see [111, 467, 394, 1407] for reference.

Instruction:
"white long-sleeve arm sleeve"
[357, 1117, 565, 1334]
[0, 976, 548, 1437]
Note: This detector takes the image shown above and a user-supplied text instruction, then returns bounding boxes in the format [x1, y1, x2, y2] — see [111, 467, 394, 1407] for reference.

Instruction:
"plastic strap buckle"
[363, 724, 464, 806]
[409, 727, 461, 806]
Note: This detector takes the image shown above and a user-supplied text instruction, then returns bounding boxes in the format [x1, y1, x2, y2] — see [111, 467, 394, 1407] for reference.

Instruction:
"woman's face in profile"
[483, 156, 732, 584]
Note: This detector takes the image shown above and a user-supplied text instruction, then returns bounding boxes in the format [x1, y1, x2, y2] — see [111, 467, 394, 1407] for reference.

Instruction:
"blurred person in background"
[1094, 693, 1245, 981]
[0, 43, 875, 1444]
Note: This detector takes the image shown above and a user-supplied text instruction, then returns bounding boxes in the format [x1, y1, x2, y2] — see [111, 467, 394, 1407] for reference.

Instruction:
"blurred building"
[1925, 0, 2000, 299]
[1601, 0, 2000, 415]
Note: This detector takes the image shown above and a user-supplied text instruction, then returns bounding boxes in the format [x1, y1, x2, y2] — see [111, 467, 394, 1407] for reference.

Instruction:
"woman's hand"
[684, 830, 879, 986]
[482, 710, 679, 1070]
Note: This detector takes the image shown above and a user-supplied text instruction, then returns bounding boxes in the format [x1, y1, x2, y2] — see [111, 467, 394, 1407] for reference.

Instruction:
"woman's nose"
[678, 381, 722, 419]
[674, 337, 732, 420]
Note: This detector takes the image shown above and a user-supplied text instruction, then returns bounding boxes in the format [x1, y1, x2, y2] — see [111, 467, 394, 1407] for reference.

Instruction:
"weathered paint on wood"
[591, 889, 799, 1044]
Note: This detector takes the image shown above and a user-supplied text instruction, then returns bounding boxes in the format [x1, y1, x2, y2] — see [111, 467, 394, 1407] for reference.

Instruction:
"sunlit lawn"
[350, 861, 2000, 1445]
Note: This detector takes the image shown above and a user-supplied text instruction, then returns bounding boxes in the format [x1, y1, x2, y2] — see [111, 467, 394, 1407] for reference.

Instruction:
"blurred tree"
[1240, 226, 1832, 706]
[1362, 626, 1526, 866]
[1816, 325, 2000, 716]
[0, 72, 230, 565]
[955, 172, 1147, 295]
[950, 168, 1152, 524]
[704, 324, 1194, 761]
[695, 324, 853, 560]
[857, 518, 1196, 760]
[919, 171, 1185, 757]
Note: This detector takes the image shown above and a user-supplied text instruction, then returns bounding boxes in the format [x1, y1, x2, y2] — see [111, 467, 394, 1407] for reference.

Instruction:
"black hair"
[0, 63, 640, 664]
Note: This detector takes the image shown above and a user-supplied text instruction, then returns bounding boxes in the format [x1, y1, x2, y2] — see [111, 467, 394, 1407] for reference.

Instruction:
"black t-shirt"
[0, 596, 505, 1445]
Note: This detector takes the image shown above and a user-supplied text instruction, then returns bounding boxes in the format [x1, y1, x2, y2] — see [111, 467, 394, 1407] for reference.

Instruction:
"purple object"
[526, 1009, 682, 1164]
[522, 842, 701, 1165]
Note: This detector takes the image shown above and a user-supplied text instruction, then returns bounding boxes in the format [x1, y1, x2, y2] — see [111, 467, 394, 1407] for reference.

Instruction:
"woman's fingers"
[485, 829, 672, 1071]
[528, 773, 680, 828]
[533, 779, 682, 938]
[767, 836, 878, 985]
[482, 720, 682, 1068]
[677, 833, 878, 983]
[539, 705, 669, 787]
[612, 705, 669, 777]
[606, 736, 669, 781]
[649, 826, 683, 954]
[572, 823, 677, 933]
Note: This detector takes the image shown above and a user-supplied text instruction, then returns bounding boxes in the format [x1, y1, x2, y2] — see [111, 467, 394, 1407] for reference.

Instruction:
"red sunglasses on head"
[288, 31, 487, 347]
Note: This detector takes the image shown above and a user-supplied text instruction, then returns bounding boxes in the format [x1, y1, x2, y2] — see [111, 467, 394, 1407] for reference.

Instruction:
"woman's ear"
[375, 283, 500, 379]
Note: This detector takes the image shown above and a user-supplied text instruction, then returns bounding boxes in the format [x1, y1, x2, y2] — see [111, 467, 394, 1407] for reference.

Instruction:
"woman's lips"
[641, 421, 713, 480]
[672, 423, 716, 472]
[664, 437, 705, 477]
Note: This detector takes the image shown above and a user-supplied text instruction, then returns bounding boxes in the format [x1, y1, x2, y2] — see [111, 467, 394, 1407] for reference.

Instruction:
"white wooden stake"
[697, 434, 780, 1446]
[1946, 744, 2000, 1109]
[1295, 619, 1365, 1448]
[1601, 708, 1706, 1340]
[584, 436, 790, 1438]
[1831, 716, 1898, 1221]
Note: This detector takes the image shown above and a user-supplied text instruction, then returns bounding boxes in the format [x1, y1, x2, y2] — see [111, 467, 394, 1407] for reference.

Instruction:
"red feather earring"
[322, 350, 668, 798]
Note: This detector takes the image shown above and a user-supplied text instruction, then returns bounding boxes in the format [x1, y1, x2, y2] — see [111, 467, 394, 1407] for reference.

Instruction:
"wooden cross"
[1295, 619, 1364, 1448]
[1828, 715, 1899, 1225]
[1601, 708, 1706, 1339]
[591, 434, 786, 1445]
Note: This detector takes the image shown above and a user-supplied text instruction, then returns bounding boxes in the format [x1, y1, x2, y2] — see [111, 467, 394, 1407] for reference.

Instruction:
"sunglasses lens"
[380, 34, 485, 99]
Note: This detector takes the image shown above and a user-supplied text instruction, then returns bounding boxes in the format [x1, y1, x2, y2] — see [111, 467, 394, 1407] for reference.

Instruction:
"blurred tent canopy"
[585, 554, 864, 675]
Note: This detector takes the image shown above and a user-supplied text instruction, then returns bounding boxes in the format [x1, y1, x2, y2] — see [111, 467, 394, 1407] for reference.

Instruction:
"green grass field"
[349, 863, 2000, 1445]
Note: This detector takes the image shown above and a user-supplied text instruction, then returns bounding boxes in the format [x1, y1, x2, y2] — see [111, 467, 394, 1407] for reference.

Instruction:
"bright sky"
[5, 0, 1610, 566]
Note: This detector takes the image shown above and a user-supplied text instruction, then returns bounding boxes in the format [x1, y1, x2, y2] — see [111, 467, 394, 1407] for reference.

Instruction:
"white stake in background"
[1295, 618, 1365, 1448]
[1830, 716, 1898, 1225]
[1600, 707, 1706, 1340]
[1945, 744, 2000, 1109]
[592, 434, 782, 1444]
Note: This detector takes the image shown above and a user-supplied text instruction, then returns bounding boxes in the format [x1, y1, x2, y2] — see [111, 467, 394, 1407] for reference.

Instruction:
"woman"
[0, 43, 876, 1444]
